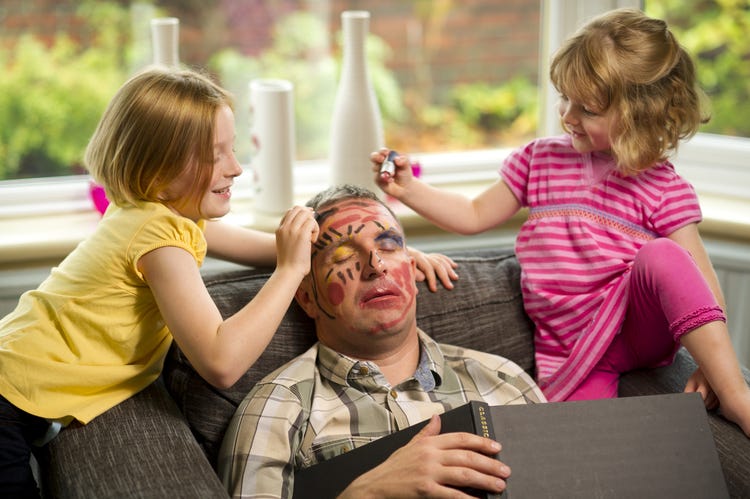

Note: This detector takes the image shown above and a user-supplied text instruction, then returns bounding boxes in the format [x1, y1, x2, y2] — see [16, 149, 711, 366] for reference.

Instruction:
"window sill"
[1, 141, 749, 270]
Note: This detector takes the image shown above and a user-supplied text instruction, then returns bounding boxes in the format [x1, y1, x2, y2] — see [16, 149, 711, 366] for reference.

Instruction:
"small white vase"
[329, 11, 384, 194]
[249, 79, 295, 216]
[151, 17, 179, 67]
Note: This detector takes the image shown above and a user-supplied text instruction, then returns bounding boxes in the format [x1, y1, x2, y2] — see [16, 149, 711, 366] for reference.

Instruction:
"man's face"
[297, 198, 418, 356]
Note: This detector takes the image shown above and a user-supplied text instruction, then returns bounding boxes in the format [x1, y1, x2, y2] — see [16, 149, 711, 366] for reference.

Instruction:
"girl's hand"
[408, 247, 459, 292]
[370, 148, 415, 199]
[275, 206, 319, 279]
[685, 367, 719, 410]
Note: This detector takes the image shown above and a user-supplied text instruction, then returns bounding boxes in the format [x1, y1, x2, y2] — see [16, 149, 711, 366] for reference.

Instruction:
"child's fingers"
[370, 148, 389, 166]
[422, 254, 459, 292]
[277, 206, 317, 241]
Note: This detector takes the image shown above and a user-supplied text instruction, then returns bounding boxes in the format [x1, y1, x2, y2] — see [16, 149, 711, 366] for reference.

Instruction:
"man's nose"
[362, 250, 386, 280]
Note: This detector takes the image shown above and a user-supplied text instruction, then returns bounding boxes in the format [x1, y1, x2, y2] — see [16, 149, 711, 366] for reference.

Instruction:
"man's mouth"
[361, 286, 400, 305]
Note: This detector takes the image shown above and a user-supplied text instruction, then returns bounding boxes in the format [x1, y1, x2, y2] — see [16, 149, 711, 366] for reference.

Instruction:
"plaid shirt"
[219, 330, 546, 498]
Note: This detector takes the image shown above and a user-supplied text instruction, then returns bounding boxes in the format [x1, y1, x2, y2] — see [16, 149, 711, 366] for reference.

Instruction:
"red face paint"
[327, 282, 345, 306]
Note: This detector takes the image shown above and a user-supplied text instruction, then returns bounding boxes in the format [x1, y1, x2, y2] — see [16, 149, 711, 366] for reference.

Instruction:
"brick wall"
[329, 0, 540, 98]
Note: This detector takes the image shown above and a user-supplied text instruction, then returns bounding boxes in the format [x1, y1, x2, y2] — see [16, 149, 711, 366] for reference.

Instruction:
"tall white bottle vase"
[151, 17, 179, 67]
[329, 11, 384, 193]
[249, 79, 295, 217]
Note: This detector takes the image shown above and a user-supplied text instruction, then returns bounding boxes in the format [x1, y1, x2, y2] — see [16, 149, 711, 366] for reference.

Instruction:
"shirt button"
[389, 389, 398, 399]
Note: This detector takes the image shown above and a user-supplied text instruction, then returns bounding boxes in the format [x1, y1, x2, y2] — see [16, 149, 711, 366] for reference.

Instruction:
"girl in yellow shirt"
[0, 66, 455, 497]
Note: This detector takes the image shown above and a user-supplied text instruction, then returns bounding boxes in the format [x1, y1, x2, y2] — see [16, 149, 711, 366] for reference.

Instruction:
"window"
[643, 0, 750, 204]
[1, 0, 748, 267]
[540, 0, 750, 217]
[645, 0, 750, 140]
[0, 0, 540, 181]
[1, 0, 542, 264]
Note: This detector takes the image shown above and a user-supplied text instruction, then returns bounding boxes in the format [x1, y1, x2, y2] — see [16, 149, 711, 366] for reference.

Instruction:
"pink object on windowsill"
[89, 181, 110, 216]
[410, 161, 422, 178]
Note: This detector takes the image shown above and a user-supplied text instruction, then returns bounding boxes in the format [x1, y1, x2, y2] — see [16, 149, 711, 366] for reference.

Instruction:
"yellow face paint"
[331, 243, 356, 264]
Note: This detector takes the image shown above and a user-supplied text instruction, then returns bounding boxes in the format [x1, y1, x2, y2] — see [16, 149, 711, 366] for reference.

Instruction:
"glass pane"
[0, 0, 541, 181]
[645, 0, 750, 139]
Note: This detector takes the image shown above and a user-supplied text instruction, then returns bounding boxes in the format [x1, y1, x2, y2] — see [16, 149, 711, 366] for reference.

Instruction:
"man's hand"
[338, 414, 509, 499]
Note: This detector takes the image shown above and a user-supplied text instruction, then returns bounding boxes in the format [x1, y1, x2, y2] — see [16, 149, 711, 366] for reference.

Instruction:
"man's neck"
[373, 336, 421, 386]
[322, 328, 422, 386]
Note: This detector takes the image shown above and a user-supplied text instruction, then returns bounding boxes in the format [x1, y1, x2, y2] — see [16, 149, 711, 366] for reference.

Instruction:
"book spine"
[472, 401, 495, 439]
[444, 401, 502, 499]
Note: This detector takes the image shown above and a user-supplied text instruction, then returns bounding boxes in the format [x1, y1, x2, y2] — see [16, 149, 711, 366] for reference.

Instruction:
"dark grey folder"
[293, 393, 728, 498]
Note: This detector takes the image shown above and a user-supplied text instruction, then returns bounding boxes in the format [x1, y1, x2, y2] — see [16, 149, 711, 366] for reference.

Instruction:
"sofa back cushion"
[163, 251, 535, 467]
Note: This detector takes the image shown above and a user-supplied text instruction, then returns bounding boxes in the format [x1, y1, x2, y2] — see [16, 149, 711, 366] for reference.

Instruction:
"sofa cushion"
[163, 251, 535, 467]
[40, 380, 227, 498]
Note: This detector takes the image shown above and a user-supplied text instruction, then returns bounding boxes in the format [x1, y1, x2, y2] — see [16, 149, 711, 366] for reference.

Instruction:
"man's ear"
[294, 278, 319, 319]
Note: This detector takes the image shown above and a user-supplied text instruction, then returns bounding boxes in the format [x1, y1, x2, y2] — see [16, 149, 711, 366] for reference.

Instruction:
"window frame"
[1, 0, 748, 267]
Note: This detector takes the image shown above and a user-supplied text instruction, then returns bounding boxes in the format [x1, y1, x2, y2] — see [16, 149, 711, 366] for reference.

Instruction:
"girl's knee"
[632, 238, 697, 283]
[634, 238, 688, 268]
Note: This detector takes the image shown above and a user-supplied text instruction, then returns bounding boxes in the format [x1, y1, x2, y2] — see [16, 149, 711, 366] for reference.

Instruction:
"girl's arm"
[203, 219, 277, 267]
[139, 206, 318, 389]
[371, 149, 521, 235]
[667, 223, 726, 309]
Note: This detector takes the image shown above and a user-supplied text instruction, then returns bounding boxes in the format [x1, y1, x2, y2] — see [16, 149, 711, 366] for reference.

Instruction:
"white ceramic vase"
[249, 79, 295, 216]
[151, 17, 179, 67]
[329, 11, 384, 193]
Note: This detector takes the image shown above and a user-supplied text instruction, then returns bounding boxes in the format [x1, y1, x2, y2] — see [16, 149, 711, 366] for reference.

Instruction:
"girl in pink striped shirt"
[371, 8, 750, 437]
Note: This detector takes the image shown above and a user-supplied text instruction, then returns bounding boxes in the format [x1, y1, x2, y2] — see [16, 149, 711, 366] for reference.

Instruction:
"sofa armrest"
[39, 379, 228, 499]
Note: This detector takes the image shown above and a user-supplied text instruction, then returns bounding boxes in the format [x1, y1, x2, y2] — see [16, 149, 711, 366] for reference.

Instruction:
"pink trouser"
[567, 238, 726, 401]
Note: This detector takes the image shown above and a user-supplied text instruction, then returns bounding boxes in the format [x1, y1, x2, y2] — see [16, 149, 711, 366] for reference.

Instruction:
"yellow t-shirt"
[0, 201, 207, 423]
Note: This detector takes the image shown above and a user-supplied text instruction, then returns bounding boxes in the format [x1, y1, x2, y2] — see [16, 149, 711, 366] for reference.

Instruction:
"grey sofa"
[36, 250, 750, 498]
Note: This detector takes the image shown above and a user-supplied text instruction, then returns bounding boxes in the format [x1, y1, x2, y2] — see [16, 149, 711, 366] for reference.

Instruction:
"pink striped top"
[500, 135, 702, 401]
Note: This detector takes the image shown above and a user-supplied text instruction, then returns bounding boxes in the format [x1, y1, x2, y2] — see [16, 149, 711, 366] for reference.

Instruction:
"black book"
[292, 393, 728, 499]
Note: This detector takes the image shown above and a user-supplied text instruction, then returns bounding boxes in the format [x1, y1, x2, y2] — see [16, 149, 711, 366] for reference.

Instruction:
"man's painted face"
[303, 198, 418, 349]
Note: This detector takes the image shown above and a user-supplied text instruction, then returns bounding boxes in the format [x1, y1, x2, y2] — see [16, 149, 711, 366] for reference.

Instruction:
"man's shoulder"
[254, 343, 321, 390]
[437, 341, 526, 375]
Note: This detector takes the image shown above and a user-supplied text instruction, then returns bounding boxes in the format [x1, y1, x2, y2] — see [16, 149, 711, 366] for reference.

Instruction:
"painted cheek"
[327, 282, 345, 306]
[391, 262, 416, 301]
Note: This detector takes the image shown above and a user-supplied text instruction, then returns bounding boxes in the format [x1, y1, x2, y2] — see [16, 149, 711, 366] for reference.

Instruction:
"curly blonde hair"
[85, 67, 232, 211]
[550, 8, 710, 175]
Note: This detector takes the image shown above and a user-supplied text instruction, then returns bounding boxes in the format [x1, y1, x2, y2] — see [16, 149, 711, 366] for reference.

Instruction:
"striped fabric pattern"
[500, 135, 702, 401]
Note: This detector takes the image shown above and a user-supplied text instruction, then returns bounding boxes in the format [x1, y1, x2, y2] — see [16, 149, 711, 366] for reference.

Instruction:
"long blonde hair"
[550, 8, 709, 175]
[84, 67, 232, 211]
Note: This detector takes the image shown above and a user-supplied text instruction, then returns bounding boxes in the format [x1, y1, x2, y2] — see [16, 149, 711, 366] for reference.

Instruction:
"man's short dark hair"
[306, 184, 398, 221]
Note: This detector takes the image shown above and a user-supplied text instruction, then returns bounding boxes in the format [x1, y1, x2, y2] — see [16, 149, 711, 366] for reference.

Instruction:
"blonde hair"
[84, 67, 232, 211]
[550, 8, 709, 175]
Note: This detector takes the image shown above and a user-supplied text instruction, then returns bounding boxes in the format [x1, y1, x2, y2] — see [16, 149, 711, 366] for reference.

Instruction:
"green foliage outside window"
[646, 0, 750, 137]
[0, 1, 129, 180]
[0, 36, 126, 179]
